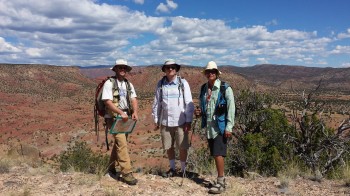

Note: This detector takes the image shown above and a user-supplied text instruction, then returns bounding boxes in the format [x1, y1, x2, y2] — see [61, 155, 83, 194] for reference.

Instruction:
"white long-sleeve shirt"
[152, 76, 194, 127]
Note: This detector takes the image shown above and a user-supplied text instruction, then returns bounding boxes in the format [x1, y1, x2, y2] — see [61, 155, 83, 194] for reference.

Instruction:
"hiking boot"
[121, 173, 138, 185]
[208, 179, 226, 194]
[162, 168, 177, 178]
[107, 168, 119, 175]
[106, 167, 121, 178]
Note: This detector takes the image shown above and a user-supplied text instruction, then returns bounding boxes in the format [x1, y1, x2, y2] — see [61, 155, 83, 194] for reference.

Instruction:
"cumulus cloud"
[0, 37, 21, 53]
[330, 45, 350, 54]
[341, 62, 350, 68]
[133, 0, 144, 5]
[156, 0, 178, 13]
[337, 29, 350, 39]
[0, 0, 165, 65]
[25, 48, 44, 57]
[0, 0, 348, 67]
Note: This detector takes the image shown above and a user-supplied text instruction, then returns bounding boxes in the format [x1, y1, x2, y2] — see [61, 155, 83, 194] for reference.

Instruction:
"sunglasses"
[205, 69, 218, 74]
[117, 66, 128, 70]
[164, 65, 177, 70]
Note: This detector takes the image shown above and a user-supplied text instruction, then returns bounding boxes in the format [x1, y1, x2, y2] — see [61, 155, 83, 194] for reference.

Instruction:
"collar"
[164, 75, 179, 85]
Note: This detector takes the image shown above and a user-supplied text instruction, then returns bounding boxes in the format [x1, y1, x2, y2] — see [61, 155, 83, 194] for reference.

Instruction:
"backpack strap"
[216, 81, 228, 107]
[108, 77, 133, 115]
[124, 78, 133, 115]
[177, 76, 186, 106]
[108, 76, 119, 93]
[158, 76, 167, 103]
[199, 83, 207, 128]
[220, 81, 227, 100]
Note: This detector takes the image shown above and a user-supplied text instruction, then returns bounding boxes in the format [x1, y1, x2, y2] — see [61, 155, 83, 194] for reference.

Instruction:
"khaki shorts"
[161, 125, 189, 150]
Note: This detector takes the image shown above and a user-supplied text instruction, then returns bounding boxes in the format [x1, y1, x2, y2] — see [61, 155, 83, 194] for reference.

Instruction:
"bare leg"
[167, 147, 175, 160]
[179, 149, 187, 162]
[214, 155, 224, 177]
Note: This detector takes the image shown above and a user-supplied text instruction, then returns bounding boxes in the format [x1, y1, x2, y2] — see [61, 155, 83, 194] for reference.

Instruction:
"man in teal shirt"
[197, 61, 235, 194]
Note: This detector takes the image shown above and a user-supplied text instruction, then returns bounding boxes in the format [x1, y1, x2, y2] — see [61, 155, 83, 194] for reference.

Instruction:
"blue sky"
[0, 0, 350, 68]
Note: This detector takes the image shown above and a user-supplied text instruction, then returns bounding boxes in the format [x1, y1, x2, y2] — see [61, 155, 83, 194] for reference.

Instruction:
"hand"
[184, 122, 191, 132]
[224, 131, 232, 138]
[154, 123, 159, 131]
[121, 113, 128, 122]
[132, 112, 138, 121]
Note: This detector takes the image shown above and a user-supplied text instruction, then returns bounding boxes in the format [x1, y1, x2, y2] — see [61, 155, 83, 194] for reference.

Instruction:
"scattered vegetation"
[189, 85, 350, 181]
[55, 141, 109, 176]
[0, 158, 10, 174]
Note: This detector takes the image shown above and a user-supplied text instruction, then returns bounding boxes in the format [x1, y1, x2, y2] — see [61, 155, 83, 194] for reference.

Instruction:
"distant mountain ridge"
[80, 63, 350, 94]
[221, 64, 350, 93]
[2, 63, 350, 94]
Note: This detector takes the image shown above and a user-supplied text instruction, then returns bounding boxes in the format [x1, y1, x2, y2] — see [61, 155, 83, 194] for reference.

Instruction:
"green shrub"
[226, 90, 294, 177]
[187, 147, 216, 175]
[56, 141, 109, 175]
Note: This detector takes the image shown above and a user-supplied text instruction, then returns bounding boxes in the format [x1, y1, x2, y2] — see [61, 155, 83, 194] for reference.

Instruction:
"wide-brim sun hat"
[162, 59, 181, 72]
[202, 61, 222, 75]
[111, 59, 132, 72]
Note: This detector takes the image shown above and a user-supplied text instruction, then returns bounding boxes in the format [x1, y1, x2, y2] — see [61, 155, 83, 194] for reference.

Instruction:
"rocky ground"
[0, 163, 349, 196]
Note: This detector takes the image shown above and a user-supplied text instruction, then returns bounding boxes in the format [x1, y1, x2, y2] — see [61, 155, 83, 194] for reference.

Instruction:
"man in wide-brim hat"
[111, 59, 132, 72]
[152, 59, 194, 178]
[102, 58, 139, 185]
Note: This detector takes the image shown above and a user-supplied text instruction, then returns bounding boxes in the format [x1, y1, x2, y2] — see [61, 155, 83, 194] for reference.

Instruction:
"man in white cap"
[102, 59, 139, 185]
[196, 61, 235, 194]
[152, 59, 194, 177]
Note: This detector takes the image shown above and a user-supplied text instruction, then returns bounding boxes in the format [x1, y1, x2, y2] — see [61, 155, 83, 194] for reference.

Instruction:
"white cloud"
[337, 29, 350, 39]
[0, 37, 21, 52]
[256, 57, 268, 63]
[340, 62, 350, 68]
[156, 0, 178, 14]
[26, 48, 43, 57]
[156, 3, 169, 13]
[133, 0, 144, 5]
[330, 45, 350, 54]
[0, 0, 348, 67]
[167, 0, 178, 10]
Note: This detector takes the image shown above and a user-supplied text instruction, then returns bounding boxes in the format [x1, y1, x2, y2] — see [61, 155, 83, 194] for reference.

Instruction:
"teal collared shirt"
[200, 79, 235, 139]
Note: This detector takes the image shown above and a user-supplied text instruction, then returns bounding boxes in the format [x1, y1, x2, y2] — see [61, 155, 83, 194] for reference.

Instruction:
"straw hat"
[202, 61, 222, 75]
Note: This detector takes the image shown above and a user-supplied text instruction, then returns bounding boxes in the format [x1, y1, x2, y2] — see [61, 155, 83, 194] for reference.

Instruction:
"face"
[163, 65, 177, 77]
[114, 65, 128, 77]
[205, 69, 218, 81]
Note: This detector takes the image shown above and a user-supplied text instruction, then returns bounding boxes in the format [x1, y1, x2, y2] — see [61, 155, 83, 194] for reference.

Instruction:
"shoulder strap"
[199, 83, 207, 110]
[216, 81, 229, 108]
[199, 83, 208, 128]
[220, 81, 227, 100]
[124, 78, 133, 115]
[158, 76, 167, 103]
[109, 76, 118, 92]
[177, 76, 185, 99]
[200, 83, 207, 98]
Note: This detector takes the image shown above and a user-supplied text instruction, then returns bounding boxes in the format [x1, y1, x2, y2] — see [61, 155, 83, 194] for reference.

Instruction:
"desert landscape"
[0, 63, 349, 195]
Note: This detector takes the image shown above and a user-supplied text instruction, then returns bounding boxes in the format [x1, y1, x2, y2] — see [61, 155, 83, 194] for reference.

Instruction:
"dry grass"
[74, 173, 100, 186]
[277, 161, 304, 189]
[0, 158, 10, 174]
[341, 163, 350, 186]
[8, 186, 31, 196]
[103, 188, 122, 196]
[224, 180, 246, 196]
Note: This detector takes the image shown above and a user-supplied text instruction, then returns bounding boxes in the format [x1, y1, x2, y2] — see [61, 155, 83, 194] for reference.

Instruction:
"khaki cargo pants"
[106, 118, 133, 174]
